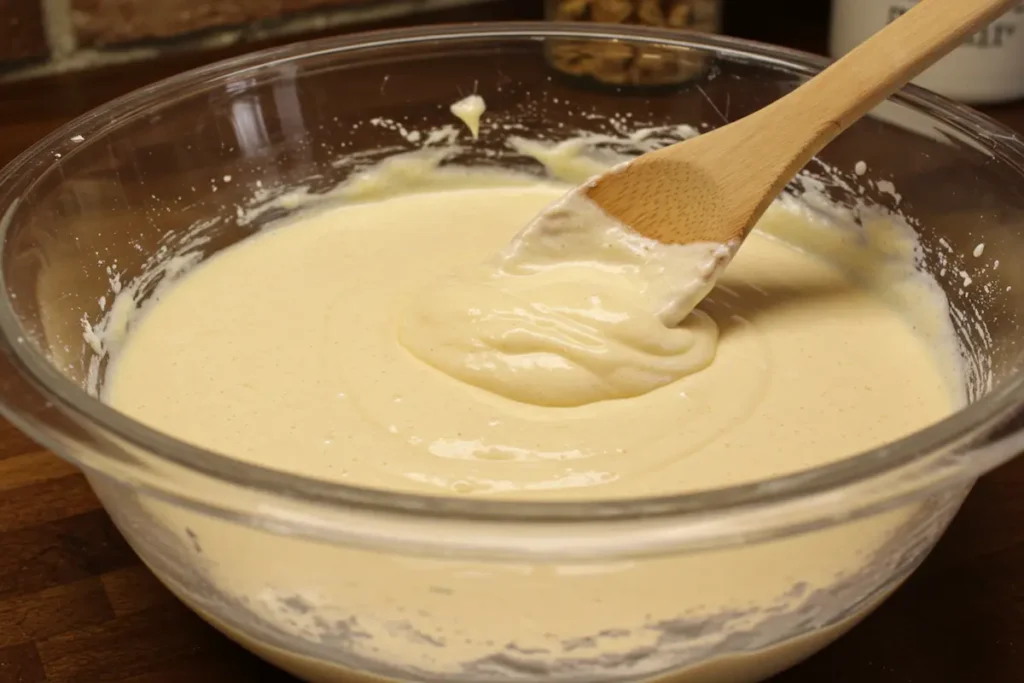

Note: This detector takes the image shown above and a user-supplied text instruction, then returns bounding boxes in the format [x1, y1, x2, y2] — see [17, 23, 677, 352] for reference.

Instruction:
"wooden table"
[2, 15, 1024, 683]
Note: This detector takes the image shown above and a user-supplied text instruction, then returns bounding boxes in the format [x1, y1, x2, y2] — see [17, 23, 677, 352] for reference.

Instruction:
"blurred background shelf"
[0, 0, 830, 80]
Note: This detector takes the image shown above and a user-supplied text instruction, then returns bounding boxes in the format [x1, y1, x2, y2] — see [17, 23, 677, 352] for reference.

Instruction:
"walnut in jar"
[545, 0, 720, 87]
[547, 0, 721, 32]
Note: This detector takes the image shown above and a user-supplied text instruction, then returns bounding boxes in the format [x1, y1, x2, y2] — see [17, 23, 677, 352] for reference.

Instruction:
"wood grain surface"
[1, 5, 1023, 683]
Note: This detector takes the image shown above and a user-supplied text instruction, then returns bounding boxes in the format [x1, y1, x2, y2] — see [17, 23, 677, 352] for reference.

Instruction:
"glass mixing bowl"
[1, 23, 1024, 683]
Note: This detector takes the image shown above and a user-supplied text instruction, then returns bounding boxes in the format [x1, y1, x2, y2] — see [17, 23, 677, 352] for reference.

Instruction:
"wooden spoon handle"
[583, 0, 1019, 249]
[758, 0, 1017, 174]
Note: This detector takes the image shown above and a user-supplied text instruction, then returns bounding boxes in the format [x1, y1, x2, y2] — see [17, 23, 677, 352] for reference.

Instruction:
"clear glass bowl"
[1, 23, 1024, 683]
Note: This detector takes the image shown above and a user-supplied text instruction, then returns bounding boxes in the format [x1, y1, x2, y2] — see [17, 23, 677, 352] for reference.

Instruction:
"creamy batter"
[401, 190, 731, 407]
[105, 181, 956, 499]
[97, 135, 962, 680]
[450, 95, 486, 139]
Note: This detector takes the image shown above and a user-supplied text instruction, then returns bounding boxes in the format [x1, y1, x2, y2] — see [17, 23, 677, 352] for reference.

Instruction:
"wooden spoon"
[581, 0, 1017, 249]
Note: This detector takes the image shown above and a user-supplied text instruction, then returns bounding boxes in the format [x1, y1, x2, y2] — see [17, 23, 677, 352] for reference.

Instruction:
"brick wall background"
[72, 0, 355, 46]
[0, 0, 49, 62]
[0, 0, 839, 81]
[0, 0, 522, 79]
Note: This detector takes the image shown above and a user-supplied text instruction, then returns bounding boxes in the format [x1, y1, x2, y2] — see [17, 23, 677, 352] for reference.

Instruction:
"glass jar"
[544, 0, 723, 86]
[830, 0, 1024, 104]
[546, 0, 722, 32]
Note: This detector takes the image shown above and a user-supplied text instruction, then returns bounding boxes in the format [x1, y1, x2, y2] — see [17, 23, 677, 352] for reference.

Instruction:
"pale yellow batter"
[105, 182, 956, 499]
[450, 94, 486, 139]
[400, 190, 730, 407]
[97, 154, 962, 681]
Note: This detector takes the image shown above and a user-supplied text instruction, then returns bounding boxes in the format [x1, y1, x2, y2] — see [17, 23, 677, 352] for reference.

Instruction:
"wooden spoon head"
[582, 124, 780, 249]
[584, 152, 731, 246]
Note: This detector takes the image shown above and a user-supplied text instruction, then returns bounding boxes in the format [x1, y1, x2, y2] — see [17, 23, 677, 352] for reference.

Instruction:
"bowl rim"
[2, 21, 1024, 527]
